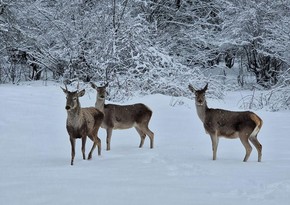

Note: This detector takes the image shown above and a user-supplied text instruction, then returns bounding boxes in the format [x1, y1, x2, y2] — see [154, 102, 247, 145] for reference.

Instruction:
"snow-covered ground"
[0, 81, 290, 205]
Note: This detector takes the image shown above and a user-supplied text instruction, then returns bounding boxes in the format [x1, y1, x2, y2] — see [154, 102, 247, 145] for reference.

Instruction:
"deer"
[90, 82, 154, 151]
[61, 85, 104, 165]
[188, 83, 263, 162]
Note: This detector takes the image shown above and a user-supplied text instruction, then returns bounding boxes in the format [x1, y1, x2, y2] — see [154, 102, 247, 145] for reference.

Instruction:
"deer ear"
[78, 89, 86, 97]
[90, 82, 97, 89]
[203, 83, 208, 92]
[188, 84, 195, 93]
[104, 82, 109, 87]
[60, 86, 68, 94]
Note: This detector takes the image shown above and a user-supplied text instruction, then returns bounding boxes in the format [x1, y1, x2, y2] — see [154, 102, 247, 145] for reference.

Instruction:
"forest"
[1, 0, 290, 110]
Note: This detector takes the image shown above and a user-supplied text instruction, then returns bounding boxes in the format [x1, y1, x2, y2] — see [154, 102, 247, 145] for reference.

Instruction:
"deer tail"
[249, 113, 263, 138]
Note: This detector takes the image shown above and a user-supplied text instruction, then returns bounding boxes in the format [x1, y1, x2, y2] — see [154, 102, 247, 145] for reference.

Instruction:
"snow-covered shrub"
[238, 71, 290, 111]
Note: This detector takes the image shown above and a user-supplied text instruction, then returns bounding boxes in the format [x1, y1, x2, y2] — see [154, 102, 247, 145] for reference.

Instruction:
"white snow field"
[0, 81, 290, 205]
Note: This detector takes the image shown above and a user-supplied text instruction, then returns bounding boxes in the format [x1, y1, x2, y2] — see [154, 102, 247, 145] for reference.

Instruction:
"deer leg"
[135, 127, 146, 148]
[88, 143, 96, 160]
[96, 137, 101, 156]
[106, 128, 113, 151]
[81, 136, 87, 160]
[249, 135, 262, 162]
[239, 134, 252, 162]
[70, 138, 76, 166]
[210, 133, 219, 160]
[88, 136, 101, 160]
[144, 127, 154, 149]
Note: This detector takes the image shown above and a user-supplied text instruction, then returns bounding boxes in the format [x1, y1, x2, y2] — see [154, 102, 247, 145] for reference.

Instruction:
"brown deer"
[90, 82, 154, 150]
[61, 85, 104, 165]
[188, 83, 263, 162]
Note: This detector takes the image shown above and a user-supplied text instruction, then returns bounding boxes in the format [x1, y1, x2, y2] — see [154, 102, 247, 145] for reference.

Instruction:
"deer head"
[188, 83, 208, 106]
[61, 85, 85, 111]
[90, 82, 108, 100]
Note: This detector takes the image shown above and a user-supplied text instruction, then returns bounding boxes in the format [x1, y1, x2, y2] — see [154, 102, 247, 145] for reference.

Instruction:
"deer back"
[103, 103, 152, 129]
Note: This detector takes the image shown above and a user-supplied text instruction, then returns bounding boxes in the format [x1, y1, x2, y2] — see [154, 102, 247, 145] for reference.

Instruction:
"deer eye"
[73, 97, 77, 101]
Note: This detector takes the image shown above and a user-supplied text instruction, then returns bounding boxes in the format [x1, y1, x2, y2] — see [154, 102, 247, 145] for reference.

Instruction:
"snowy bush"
[238, 71, 290, 111]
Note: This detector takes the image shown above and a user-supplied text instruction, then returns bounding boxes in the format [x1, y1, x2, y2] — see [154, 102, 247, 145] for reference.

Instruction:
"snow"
[0, 81, 290, 205]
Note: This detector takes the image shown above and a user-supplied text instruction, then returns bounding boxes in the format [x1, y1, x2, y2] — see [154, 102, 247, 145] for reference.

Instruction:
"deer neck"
[67, 103, 83, 126]
[195, 101, 208, 123]
[96, 97, 105, 112]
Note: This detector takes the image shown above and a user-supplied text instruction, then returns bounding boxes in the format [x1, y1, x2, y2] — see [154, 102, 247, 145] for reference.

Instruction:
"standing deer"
[90, 82, 154, 150]
[188, 83, 263, 162]
[61, 85, 104, 165]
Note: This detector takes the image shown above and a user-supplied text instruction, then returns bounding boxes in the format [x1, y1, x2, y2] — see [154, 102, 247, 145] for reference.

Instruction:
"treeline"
[0, 0, 290, 93]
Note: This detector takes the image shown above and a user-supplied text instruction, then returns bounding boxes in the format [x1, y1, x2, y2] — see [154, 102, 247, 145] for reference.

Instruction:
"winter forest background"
[1, 0, 290, 110]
